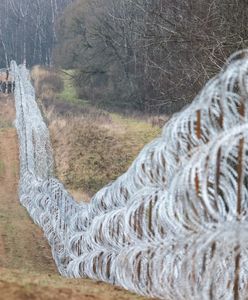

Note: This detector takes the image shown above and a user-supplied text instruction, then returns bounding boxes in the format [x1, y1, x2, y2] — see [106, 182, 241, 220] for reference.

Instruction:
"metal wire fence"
[11, 50, 248, 299]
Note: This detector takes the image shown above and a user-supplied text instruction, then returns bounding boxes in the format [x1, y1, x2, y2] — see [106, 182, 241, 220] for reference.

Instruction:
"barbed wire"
[11, 49, 248, 299]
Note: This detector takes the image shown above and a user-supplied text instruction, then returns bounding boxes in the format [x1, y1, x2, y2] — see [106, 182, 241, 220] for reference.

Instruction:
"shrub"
[31, 66, 64, 101]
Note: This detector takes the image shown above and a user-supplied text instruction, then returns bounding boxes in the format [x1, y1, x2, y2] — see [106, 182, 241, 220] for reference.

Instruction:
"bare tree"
[0, 0, 72, 67]
[53, 0, 248, 113]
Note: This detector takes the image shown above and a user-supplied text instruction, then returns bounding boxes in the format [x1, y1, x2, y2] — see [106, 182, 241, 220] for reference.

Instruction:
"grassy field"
[50, 113, 160, 199]
[31, 66, 163, 199]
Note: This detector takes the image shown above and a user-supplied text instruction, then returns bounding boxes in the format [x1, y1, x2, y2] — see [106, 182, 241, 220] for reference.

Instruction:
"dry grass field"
[0, 94, 148, 300]
[31, 66, 162, 199]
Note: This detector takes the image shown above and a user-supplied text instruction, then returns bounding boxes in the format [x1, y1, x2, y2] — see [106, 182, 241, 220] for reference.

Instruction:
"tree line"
[1, 0, 247, 113]
[53, 0, 248, 113]
[0, 0, 72, 67]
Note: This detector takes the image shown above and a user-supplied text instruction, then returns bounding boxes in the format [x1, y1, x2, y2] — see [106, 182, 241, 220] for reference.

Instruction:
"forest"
[1, 0, 248, 112]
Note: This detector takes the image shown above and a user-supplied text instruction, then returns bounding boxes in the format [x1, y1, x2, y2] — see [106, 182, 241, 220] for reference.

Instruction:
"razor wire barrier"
[11, 49, 248, 299]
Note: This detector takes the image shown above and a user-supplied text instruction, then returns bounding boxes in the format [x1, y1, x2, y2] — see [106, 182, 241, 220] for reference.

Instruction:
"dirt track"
[0, 95, 146, 300]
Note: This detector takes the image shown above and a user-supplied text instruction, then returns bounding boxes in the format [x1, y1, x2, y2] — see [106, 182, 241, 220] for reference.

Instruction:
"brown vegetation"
[0, 95, 15, 127]
[31, 66, 64, 102]
[50, 114, 160, 198]
[0, 95, 147, 300]
[31, 66, 161, 199]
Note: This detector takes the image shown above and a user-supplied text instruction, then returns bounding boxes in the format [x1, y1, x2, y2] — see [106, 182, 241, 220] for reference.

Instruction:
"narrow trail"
[0, 125, 55, 273]
[0, 95, 144, 300]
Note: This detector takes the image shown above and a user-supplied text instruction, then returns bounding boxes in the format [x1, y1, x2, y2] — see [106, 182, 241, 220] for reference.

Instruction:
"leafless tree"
[0, 0, 72, 67]
[54, 0, 248, 113]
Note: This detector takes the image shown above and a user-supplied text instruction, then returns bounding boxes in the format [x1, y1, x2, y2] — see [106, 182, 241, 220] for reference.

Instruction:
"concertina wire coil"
[11, 50, 248, 299]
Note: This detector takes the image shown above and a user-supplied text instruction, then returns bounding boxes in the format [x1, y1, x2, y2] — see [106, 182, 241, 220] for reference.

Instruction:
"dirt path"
[0, 95, 146, 300]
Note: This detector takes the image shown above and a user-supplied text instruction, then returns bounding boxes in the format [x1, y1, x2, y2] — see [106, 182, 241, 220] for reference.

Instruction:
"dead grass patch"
[0, 95, 15, 128]
[49, 112, 160, 198]
[31, 66, 64, 102]
[32, 66, 162, 199]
